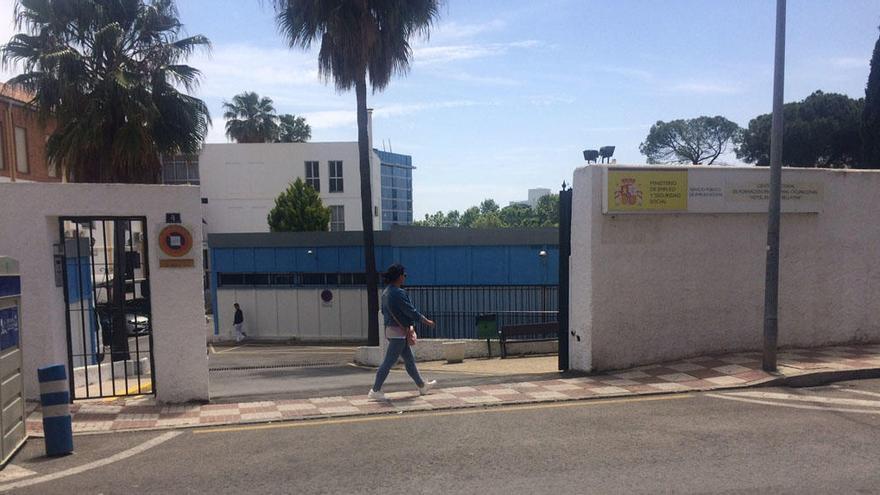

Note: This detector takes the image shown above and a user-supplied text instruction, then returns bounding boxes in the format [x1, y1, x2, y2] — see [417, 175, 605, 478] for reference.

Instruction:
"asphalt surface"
[6, 378, 880, 494]
[208, 344, 562, 402]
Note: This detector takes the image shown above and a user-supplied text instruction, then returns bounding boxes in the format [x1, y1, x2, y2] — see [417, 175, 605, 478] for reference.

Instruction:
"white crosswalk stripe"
[708, 388, 880, 415]
[724, 391, 880, 408]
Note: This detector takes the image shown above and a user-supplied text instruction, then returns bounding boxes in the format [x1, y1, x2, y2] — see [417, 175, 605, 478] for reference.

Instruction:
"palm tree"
[223, 91, 280, 143]
[1, 0, 210, 183]
[276, 114, 312, 142]
[270, 0, 441, 346]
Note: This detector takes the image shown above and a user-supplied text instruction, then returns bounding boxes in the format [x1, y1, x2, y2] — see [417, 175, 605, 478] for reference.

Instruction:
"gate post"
[558, 186, 572, 371]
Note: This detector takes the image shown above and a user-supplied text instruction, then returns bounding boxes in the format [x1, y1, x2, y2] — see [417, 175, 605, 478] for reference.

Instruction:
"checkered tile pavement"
[25, 343, 880, 436]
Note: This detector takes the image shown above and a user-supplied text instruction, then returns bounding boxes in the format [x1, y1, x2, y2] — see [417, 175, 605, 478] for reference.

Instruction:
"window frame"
[304, 161, 320, 192]
[329, 205, 345, 231]
[328, 160, 343, 193]
[14, 126, 28, 174]
[0, 123, 5, 171]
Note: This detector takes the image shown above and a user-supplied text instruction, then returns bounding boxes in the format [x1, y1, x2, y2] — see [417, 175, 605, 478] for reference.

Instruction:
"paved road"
[208, 344, 561, 402]
[6, 378, 880, 494]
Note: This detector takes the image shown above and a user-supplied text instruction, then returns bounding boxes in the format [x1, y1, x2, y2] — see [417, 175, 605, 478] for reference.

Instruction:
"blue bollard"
[37, 364, 74, 456]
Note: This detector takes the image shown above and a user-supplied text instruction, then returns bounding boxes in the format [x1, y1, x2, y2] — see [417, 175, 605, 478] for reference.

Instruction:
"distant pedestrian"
[233, 303, 247, 342]
[369, 264, 437, 401]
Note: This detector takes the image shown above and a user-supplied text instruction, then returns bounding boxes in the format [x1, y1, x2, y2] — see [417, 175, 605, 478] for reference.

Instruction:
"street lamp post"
[762, 0, 787, 372]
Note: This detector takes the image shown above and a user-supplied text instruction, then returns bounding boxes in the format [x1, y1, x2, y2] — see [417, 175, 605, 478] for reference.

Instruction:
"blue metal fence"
[406, 285, 558, 339]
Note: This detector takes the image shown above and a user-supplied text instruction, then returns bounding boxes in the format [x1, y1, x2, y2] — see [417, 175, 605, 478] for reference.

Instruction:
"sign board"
[0, 307, 19, 351]
[156, 223, 195, 268]
[606, 169, 688, 212]
[603, 167, 824, 214]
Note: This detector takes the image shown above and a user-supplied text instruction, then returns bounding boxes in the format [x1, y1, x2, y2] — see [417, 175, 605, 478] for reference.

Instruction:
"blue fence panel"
[471, 247, 509, 285]
[232, 248, 255, 272]
[434, 247, 471, 285]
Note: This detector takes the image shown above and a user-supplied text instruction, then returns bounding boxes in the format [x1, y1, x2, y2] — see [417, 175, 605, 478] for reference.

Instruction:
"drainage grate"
[209, 361, 346, 372]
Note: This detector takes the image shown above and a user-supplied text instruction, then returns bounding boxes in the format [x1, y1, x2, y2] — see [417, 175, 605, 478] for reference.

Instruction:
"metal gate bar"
[59, 217, 156, 400]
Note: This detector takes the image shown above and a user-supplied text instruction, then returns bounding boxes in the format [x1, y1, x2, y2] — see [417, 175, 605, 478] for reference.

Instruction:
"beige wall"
[0, 182, 207, 402]
[216, 287, 368, 341]
[569, 165, 880, 372]
[199, 143, 382, 233]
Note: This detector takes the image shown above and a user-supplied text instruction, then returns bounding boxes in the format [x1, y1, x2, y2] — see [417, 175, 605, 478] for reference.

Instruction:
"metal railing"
[405, 285, 558, 339]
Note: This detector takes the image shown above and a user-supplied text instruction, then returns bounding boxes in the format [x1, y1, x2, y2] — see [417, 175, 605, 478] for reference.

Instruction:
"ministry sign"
[603, 167, 823, 214]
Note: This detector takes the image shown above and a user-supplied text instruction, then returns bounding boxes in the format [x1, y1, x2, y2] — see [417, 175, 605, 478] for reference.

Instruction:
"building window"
[161, 155, 199, 185]
[14, 127, 28, 174]
[0, 124, 5, 171]
[328, 160, 343, 192]
[45, 136, 58, 178]
[304, 161, 320, 191]
[330, 205, 345, 231]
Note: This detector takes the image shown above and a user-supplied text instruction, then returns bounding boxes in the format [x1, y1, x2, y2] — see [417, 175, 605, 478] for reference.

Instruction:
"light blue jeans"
[372, 338, 424, 392]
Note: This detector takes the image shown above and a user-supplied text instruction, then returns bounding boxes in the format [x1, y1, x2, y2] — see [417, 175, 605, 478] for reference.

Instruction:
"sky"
[1, 0, 878, 218]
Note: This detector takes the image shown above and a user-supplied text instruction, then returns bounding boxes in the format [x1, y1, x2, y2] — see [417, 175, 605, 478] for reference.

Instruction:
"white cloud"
[596, 66, 655, 82]
[441, 71, 521, 86]
[413, 40, 543, 65]
[528, 94, 575, 106]
[191, 43, 324, 100]
[831, 57, 868, 69]
[669, 82, 744, 95]
[0, 0, 21, 81]
[431, 19, 507, 41]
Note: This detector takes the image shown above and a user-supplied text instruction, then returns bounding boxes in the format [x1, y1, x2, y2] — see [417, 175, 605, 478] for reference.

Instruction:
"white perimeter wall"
[216, 287, 368, 341]
[0, 182, 208, 402]
[199, 143, 382, 234]
[569, 165, 880, 372]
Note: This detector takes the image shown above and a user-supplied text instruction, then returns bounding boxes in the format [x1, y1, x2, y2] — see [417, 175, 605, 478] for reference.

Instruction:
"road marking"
[722, 391, 880, 408]
[0, 465, 36, 483]
[0, 431, 181, 492]
[707, 393, 880, 415]
[194, 394, 691, 435]
[840, 388, 880, 399]
[214, 345, 245, 354]
[208, 344, 216, 354]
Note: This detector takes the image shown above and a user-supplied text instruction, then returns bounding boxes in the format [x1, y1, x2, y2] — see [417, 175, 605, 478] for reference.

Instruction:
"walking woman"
[369, 264, 437, 400]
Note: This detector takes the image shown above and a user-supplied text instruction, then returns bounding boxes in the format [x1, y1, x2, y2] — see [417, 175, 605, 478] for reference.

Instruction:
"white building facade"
[199, 142, 383, 234]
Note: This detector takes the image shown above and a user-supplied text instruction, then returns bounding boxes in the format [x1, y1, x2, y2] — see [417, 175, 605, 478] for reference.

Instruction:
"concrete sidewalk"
[25, 343, 880, 436]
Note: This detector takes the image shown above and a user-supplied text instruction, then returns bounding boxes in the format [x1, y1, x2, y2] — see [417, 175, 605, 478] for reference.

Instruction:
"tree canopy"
[736, 91, 864, 168]
[277, 114, 312, 143]
[415, 195, 560, 228]
[223, 91, 279, 143]
[639, 116, 742, 165]
[267, 178, 331, 232]
[1, 0, 211, 183]
[222, 91, 311, 143]
[862, 25, 880, 168]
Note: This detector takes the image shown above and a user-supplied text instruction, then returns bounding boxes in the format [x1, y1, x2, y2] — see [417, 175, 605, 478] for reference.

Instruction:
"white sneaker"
[419, 380, 437, 396]
[368, 389, 386, 401]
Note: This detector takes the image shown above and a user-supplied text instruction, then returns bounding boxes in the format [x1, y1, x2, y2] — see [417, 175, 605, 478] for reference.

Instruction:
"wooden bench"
[499, 322, 558, 358]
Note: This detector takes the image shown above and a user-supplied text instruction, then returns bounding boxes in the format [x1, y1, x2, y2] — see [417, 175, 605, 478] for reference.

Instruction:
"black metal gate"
[558, 186, 573, 371]
[59, 217, 156, 399]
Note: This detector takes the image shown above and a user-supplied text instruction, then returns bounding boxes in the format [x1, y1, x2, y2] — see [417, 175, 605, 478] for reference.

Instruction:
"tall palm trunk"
[356, 76, 380, 346]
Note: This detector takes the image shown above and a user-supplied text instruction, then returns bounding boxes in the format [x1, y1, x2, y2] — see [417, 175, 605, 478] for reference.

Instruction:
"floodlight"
[583, 149, 599, 163]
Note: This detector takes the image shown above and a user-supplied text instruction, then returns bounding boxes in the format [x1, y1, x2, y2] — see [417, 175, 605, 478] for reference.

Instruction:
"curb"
[762, 367, 880, 388]
[26, 364, 880, 438]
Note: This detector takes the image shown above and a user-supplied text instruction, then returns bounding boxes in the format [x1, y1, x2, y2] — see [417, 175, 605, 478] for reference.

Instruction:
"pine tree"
[267, 179, 331, 232]
[861, 25, 880, 169]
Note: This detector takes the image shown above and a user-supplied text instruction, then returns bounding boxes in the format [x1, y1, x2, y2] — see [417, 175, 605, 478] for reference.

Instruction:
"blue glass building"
[375, 149, 414, 229]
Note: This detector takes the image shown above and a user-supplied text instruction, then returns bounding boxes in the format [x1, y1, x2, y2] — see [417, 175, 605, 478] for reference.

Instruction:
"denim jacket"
[381, 286, 422, 329]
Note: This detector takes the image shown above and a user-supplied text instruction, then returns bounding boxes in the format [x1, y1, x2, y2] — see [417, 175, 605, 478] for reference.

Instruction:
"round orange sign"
[158, 225, 193, 258]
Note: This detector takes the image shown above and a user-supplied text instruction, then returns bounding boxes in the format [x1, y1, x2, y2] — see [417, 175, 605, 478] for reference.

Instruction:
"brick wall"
[0, 99, 59, 183]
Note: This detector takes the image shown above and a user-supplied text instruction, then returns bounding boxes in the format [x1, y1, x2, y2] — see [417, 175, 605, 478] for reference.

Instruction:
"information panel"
[606, 169, 688, 212]
[0, 307, 18, 351]
[603, 167, 824, 214]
